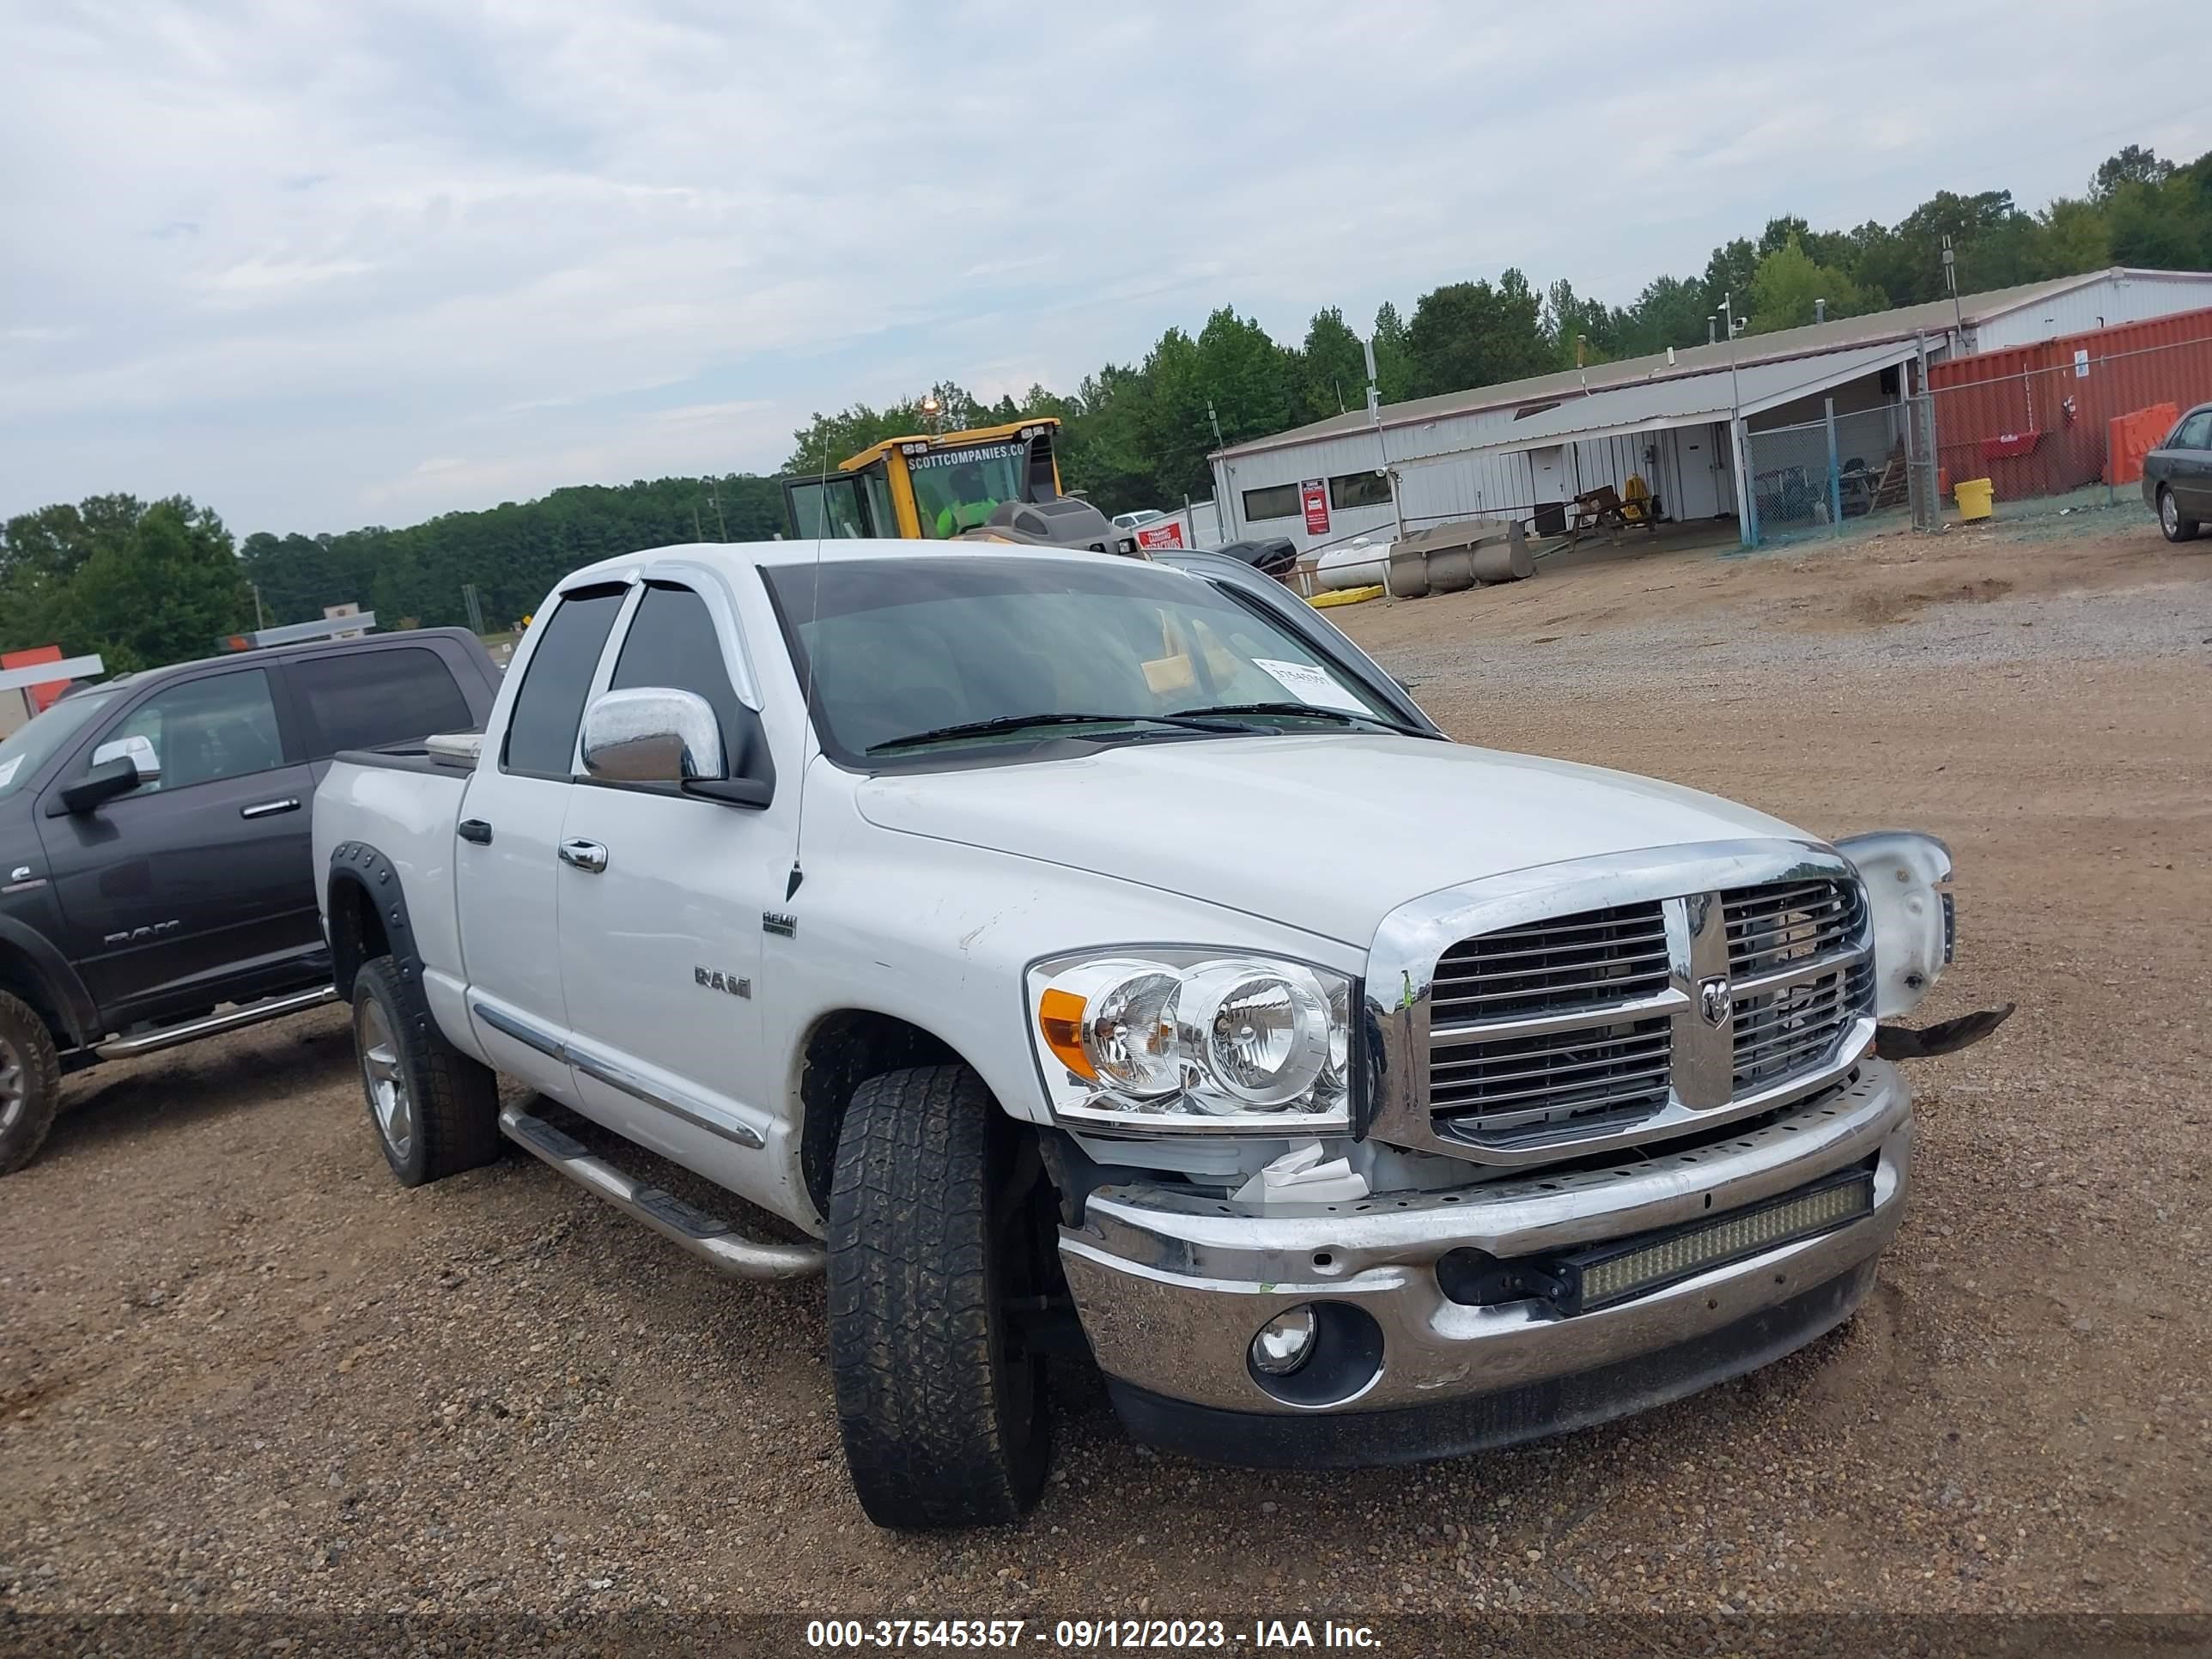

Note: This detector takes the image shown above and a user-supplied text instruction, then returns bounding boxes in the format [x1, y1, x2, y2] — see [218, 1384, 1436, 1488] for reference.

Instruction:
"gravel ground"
[3, 515, 2209, 1635]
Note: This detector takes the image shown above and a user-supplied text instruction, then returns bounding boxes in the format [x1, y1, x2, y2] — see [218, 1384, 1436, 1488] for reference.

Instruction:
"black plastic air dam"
[1105, 1260, 1876, 1470]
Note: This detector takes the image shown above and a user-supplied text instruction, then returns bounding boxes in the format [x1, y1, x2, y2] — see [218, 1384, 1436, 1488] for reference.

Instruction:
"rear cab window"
[289, 647, 475, 757]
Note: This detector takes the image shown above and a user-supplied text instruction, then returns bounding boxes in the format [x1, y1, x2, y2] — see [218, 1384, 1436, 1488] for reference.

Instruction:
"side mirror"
[579, 687, 773, 809]
[60, 745, 158, 815]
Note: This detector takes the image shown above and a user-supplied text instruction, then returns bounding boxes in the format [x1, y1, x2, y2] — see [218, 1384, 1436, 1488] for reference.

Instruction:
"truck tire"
[353, 955, 501, 1187]
[0, 991, 64, 1176]
[826, 1062, 1054, 1528]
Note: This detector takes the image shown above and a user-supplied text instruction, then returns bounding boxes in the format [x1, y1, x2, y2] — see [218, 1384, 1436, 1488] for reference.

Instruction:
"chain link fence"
[1740, 328, 2212, 542]
[1743, 404, 1914, 542]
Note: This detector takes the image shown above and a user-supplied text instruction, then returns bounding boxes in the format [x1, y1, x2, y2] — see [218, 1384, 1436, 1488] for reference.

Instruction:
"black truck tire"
[0, 991, 64, 1176]
[353, 955, 501, 1187]
[826, 1062, 1054, 1528]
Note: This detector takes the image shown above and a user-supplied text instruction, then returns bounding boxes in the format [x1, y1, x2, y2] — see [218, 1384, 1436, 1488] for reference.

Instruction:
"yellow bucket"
[1954, 477, 1994, 521]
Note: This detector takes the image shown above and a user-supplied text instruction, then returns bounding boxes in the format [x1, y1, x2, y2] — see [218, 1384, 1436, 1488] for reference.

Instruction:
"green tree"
[2038, 197, 2113, 275]
[2091, 144, 2173, 203]
[1, 497, 250, 672]
[1747, 235, 1880, 333]
[1370, 301, 1414, 402]
[1699, 237, 1761, 326]
[1403, 270, 1550, 398]
[1614, 275, 1713, 356]
[1542, 277, 1621, 366]
[1297, 306, 1369, 421]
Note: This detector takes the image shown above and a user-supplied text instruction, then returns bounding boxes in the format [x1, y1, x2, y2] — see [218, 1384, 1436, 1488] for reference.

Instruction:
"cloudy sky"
[3, 0, 2207, 535]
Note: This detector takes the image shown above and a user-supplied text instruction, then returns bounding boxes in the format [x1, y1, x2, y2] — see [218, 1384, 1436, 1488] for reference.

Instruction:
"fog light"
[1250, 1305, 1317, 1376]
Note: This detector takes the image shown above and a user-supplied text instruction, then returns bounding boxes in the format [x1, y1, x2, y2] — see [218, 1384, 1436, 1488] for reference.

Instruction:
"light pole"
[1718, 299, 1754, 547]
[1206, 400, 1230, 541]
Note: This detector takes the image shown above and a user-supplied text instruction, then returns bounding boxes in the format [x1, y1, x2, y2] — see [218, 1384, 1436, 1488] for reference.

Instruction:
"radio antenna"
[786, 426, 836, 902]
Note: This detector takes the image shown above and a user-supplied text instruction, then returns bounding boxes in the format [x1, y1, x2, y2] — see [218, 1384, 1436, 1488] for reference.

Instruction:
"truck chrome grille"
[1425, 874, 1872, 1159]
[1733, 958, 1875, 1091]
[1723, 879, 1863, 977]
[1430, 901, 1668, 1024]
[1431, 1015, 1671, 1146]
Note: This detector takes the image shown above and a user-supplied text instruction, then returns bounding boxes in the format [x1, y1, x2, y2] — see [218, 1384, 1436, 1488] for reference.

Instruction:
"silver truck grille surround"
[1364, 839, 1878, 1168]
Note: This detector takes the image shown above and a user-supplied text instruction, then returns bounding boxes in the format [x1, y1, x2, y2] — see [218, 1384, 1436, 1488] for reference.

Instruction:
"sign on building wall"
[1299, 479, 1330, 537]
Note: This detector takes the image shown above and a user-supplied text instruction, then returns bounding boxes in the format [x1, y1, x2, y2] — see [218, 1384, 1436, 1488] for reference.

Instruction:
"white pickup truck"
[313, 538, 2005, 1529]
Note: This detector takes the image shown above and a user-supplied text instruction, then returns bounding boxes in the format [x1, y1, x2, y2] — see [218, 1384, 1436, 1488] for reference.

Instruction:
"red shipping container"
[1928, 307, 2212, 498]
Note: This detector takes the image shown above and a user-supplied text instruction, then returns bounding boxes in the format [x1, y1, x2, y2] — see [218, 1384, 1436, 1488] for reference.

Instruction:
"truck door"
[37, 664, 320, 1027]
[552, 575, 787, 1207]
[453, 583, 627, 1102]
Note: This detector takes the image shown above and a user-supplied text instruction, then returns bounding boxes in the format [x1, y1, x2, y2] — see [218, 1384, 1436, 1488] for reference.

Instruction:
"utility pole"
[704, 476, 728, 541]
[692, 503, 705, 543]
[252, 583, 264, 630]
[1942, 234, 1965, 348]
[1206, 400, 1230, 542]
[1364, 335, 1405, 544]
[1720, 298, 1754, 547]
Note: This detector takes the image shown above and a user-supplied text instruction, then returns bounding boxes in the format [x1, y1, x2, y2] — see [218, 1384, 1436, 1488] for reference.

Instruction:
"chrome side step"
[497, 1105, 824, 1281]
[97, 985, 337, 1059]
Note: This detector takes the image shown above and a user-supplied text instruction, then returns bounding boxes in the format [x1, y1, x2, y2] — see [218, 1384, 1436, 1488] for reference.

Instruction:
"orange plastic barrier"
[2107, 401, 2179, 486]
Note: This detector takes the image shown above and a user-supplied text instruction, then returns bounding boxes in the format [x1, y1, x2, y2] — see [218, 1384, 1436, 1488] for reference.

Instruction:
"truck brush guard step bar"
[497, 1105, 824, 1280]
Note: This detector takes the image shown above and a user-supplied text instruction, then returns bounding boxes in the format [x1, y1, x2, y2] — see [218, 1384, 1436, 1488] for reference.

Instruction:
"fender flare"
[0, 914, 100, 1048]
[324, 841, 428, 1001]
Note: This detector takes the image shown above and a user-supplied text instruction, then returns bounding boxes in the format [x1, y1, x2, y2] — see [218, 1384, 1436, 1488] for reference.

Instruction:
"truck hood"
[853, 733, 1811, 946]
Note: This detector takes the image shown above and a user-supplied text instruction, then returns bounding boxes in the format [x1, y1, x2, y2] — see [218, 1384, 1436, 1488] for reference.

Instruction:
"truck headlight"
[1835, 830, 1954, 1019]
[1028, 950, 1354, 1132]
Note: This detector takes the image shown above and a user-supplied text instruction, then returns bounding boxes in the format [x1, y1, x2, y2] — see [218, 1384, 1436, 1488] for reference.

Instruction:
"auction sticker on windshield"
[1251, 658, 1370, 714]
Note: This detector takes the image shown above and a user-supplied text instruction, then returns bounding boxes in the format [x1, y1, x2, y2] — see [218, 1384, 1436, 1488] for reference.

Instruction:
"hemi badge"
[763, 912, 797, 938]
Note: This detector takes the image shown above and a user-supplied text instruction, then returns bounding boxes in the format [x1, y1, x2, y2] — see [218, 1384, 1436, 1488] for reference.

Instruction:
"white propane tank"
[1315, 538, 1387, 592]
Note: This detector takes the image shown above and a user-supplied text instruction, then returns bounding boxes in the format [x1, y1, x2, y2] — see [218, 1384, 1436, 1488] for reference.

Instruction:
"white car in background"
[1110, 508, 1165, 532]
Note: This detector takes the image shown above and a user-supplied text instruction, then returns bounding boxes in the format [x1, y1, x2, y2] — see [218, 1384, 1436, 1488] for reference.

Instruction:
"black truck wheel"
[353, 956, 501, 1187]
[826, 1062, 1055, 1528]
[0, 991, 64, 1176]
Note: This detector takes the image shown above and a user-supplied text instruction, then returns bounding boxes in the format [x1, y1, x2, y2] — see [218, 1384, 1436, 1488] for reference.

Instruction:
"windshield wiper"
[866, 711, 1254, 754]
[1170, 701, 1425, 735]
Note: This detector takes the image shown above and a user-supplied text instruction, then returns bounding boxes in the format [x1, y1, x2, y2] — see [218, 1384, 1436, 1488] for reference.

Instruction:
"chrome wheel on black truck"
[825, 1062, 1057, 1529]
[0, 992, 63, 1176]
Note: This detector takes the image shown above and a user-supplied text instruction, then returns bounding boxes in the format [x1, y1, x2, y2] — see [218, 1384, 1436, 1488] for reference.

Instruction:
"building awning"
[1426, 341, 1922, 461]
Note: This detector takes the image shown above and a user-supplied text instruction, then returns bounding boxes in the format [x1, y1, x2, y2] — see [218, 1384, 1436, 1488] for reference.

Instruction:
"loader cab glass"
[787, 471, 876, 540]
[911, 442, 1025, 539]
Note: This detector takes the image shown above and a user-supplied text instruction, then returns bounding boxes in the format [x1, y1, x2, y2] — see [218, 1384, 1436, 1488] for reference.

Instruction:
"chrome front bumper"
[1059, 1060, 1910, 1455]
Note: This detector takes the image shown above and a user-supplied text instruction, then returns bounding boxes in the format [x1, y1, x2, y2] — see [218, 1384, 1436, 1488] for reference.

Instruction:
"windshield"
[763, 556, 1400, 765]
[0, 687, 118, 798]
[908, 441, 1027, 539]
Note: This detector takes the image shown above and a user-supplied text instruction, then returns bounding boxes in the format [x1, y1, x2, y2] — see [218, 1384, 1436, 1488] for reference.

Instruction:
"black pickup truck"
[0, 628, 501, 1172]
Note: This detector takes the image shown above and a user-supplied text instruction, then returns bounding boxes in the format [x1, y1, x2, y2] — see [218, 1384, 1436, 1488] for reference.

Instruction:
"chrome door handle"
[557, 838, 608, 873]
[240, 798, 301, 819]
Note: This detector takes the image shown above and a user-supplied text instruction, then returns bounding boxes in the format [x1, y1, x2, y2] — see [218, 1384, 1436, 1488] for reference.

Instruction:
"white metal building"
[1209, 267, 2212, 551]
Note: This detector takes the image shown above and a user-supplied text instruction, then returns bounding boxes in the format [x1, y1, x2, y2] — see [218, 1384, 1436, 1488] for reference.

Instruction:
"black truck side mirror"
[58, 756, 144, 815]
